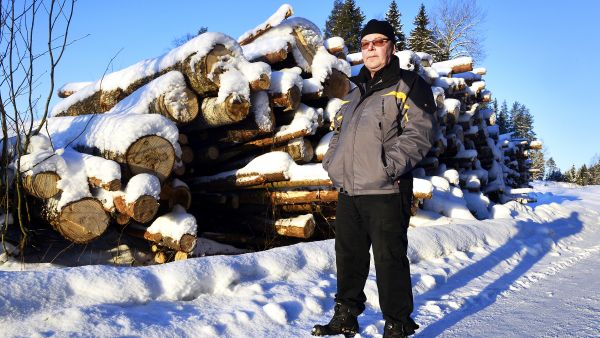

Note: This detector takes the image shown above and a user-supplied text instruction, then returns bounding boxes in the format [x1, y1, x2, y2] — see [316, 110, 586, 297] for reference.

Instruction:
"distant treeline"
[546, 158, 600, 186]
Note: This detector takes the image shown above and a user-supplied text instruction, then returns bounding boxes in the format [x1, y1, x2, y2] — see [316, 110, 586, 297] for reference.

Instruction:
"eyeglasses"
[360, 38, 389, 49]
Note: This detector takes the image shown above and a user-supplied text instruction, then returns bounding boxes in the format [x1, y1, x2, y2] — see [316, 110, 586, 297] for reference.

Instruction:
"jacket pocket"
[326, 147, 344, 188]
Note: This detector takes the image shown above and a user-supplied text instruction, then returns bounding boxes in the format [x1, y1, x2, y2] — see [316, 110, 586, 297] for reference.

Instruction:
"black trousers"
[334, 191, 414, 324]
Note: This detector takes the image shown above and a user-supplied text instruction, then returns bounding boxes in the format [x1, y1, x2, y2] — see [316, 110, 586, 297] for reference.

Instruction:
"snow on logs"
[19, 4, 540, 258]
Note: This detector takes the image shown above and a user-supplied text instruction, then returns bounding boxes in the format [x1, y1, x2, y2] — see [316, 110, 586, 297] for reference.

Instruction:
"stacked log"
[7, 4, 539, 260]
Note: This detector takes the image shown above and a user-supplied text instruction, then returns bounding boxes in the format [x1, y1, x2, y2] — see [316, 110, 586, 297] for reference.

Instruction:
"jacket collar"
[351, 55, 401, 97]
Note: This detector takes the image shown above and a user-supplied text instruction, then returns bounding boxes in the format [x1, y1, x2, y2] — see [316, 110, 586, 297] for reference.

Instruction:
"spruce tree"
[325, 0, 365, 52]
[530, 150, 545, 180]
[408, 4, 436, 54]
[545, 157, 558, 180]
[497, 100, 510, 134]
[590, 159, 600, 185]
[565, 165, 577, 184]
[385, 0, 406, 51]
[324, 0, 344, 39]
[510, 101, 536, 141]
[576, 165, 590, 186]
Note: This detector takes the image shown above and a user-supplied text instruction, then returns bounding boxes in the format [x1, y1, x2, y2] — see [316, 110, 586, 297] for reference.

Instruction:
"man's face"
[361, 33, 394, 76]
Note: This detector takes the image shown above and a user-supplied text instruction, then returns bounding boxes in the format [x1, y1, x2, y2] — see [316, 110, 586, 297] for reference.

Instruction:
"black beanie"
[360, 19, 396, 43]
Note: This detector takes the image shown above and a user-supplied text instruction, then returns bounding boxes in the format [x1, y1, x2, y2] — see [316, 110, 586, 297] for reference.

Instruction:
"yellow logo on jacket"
[382, 91, 410, 110]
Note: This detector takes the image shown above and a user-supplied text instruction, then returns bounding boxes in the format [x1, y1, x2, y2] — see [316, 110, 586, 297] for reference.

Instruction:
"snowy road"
[441, 250, 600, 338]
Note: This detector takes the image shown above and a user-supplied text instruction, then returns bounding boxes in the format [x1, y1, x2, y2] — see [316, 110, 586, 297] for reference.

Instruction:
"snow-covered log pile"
[9, 4, 539, 261]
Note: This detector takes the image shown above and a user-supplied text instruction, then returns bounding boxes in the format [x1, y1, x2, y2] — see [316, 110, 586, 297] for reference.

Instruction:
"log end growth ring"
[56, 198, 109, 244]
[126, 135, 175, 182]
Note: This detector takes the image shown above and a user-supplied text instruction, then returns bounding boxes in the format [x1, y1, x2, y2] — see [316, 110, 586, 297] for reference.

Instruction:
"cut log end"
[88, 177, 121, 191]
[152, 87, 200, 124]
[271, 85, 301, 112]
[131, 195, 160, 223]
[55, 198, 109, 243]
[126, 135, 175, 182]
[249, 73, 271, 91]
[323, 69, 349, 99]
[114, 194, 159, 224]
[23, 172, 61, 199]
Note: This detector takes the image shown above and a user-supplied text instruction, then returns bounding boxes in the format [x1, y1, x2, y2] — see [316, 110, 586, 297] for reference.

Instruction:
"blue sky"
[40, 0, 600, 171]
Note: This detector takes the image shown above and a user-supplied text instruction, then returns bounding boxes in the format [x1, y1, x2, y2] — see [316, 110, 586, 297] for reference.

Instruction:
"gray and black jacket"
[323, 55, 437, 196]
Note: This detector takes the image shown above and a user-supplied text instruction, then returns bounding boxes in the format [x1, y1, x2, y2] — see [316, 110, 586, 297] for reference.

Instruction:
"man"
[312, 19, 437, 338]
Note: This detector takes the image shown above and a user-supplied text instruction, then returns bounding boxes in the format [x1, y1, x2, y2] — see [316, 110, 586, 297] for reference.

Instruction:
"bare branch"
[431, 0, 486, 62]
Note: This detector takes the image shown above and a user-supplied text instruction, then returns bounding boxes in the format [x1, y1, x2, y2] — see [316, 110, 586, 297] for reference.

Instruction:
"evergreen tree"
[589, 155, 600, 185]
[408, 4, 436, 54]
[385, 0, 406, 51]
[510, 101, 536, 141]
[576, 164, 590, 186]
[565, 165, 577, 184]
[590, 162, 600, 185]
[324, 0, 365, 52]
[324, 0, 344, 39]
[530, 150, 545, 180]
[545, 157, 558, 180]
[497, 100, 510, 134]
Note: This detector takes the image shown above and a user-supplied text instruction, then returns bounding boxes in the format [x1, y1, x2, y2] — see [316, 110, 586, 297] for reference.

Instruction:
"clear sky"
[39, 0, 600, 171]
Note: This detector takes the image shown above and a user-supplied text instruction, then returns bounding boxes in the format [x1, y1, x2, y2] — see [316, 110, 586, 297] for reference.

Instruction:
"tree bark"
[237, 189, 338, 205]
[273, 214, 316, 238]
[189, 94, 251, 129]
[53, 44, 233, 116]
[144, 231, 197, 253]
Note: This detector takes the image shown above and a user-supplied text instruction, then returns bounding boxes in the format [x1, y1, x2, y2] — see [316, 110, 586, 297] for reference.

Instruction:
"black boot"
[311, 303, 359, 337]
[383, 319, 419, 338]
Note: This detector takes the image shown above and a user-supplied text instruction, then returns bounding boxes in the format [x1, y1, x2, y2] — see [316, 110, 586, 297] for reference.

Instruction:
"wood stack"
[9, 4, 538, 259]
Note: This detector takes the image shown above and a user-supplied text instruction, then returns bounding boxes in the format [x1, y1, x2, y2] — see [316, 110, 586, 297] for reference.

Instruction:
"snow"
[250, 91, 274, 132]
[324, 98, 344, 123]
[58, 81, 93, 94]
[52, 32, 243, 116]
[146, 205, 197, 240]
[431, 56, 473, 74]
[413, 178, 434, 198]
[54, 149, 94, 209]
[107, 71, 190, 118]
[123, 173, 161, 203]
[81, 153, 120, 184]
[275, 103, 322, 137]
[453, 71, 482, 82]
[301, 77, 323, 95]
[311, 46, 351, 82]
[216, 69, 250, 104]
[45, 109, 181, 157]
[241, 35, 290, 61]
[346, 52, 363, 64]
[237, 151, 291, 177]
[237, 4, 293, 44]
[1, 183, 600, 336]
[249, 17, 322, 73]
[324, 37, 345, 52]
[395, 50, 421, 72]
[315, 131, 334, 159]
[269, 68, 303, 94]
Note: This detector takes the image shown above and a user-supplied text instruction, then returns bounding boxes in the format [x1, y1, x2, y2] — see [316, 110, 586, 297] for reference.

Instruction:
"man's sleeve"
[383, 75, 438, 179]
[322, 112, 342, 171]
